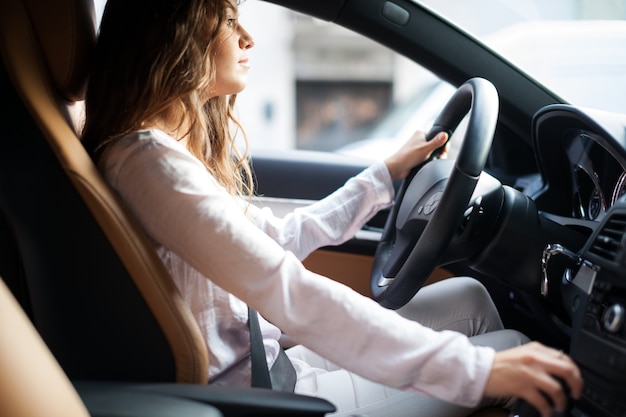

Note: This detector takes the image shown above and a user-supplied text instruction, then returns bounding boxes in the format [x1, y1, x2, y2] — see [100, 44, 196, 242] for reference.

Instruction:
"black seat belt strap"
[248, 307, 297, 392]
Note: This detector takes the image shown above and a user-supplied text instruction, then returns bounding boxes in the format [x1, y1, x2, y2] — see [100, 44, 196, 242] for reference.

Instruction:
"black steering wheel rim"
[370, 77, 499, 309]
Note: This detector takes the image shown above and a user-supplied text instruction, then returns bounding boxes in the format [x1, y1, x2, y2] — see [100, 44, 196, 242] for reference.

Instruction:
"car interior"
[0, 278, 226, 417]
[1, 0, 625, 416]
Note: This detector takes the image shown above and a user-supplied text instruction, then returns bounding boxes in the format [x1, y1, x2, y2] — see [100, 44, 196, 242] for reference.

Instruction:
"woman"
[82, 1, 582, 416]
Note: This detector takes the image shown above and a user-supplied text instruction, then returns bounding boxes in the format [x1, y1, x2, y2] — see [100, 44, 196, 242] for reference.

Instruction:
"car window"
[237, 0, 626, 159]
[420, 0, 626, 115]
[236, 1, 454, 158]
[93, 0, 626, 160]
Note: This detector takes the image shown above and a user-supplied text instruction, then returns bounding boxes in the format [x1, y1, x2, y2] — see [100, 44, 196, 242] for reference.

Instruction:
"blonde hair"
[82, 0, 253, 197]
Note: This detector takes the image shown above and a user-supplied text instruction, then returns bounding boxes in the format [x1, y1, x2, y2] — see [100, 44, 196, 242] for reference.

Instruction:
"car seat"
[0, 0, 334, 415]
[0, 277, 225, 417]
[0, 278, 92, 417]
[0, 0, 208, 384]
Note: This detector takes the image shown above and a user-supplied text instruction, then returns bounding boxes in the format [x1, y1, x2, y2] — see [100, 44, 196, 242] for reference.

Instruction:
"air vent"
[588, 213, 626, 262]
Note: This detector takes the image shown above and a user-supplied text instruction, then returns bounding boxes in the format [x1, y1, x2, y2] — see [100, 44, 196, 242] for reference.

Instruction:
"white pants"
[286, 277, 529, 417]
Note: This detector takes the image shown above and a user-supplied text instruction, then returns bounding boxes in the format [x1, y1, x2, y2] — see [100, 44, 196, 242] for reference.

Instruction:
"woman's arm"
[247, 160, 394, 260]
[104, 130, 582, 412]
[102, 130, 494, 407]
[248, 131, 449, 260]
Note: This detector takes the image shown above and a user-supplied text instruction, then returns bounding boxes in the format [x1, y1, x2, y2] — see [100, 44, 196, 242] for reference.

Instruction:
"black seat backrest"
[0, 0, 208, 383]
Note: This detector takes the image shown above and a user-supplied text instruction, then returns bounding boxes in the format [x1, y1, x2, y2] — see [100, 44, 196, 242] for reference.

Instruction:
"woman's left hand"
[384, 130, 449, 181]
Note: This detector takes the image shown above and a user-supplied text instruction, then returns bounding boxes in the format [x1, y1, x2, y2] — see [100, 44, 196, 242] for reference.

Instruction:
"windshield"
[420, 0, 626, 115]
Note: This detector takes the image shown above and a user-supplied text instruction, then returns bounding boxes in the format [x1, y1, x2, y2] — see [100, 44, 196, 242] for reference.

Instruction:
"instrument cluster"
[565, 130, 626, 221]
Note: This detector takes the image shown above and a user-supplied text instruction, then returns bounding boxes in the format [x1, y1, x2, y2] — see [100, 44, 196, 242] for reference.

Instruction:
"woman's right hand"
[483, 342, 583, 417]
[384, 130, 448, 181]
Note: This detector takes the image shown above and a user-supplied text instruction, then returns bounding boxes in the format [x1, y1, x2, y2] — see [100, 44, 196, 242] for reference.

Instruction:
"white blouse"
[101, 129, 494, 407]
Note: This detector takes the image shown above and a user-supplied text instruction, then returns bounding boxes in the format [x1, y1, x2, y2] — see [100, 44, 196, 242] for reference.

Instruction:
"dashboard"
[532, 105, 626, 238]
[525, 105, 626, 417]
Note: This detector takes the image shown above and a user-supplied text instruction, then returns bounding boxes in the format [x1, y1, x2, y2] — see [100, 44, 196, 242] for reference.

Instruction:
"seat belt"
[249, 307, 297, 392]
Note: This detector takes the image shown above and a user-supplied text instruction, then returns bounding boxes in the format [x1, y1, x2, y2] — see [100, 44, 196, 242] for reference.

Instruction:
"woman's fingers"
[522, 385, 553, 417]
[505, 361, 565, 416]
[530, 345, 583, 402]
[384, 130, 448, 181]
[485, 342, 583, 417]
[526, 367, 568, 416]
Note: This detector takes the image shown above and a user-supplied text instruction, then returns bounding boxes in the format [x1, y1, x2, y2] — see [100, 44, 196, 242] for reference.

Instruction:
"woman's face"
[209, 8, 254, 98]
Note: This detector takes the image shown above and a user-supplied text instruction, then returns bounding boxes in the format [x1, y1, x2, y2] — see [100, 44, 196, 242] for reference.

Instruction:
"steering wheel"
[370, 77, 499, 309]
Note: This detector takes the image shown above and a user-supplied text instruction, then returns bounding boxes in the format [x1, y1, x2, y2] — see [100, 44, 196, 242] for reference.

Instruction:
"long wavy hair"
[82, 0, 253, 197]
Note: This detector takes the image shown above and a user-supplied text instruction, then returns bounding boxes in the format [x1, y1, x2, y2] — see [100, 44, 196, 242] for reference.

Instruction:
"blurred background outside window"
[93, 0, 626, 159]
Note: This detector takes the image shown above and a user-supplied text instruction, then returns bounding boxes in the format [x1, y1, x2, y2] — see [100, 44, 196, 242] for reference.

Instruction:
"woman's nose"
[240, 26, 254, 49]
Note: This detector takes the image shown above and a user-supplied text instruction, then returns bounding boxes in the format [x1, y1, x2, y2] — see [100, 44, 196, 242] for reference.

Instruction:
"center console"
[551, 206, 626, 417]
[511, 203, 626, 417]
[568, 218, 626, 417]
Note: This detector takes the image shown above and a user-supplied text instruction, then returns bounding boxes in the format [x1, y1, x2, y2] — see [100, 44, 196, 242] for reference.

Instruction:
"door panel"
[303, 250, 374, 297]
[251, 149, 372, 200]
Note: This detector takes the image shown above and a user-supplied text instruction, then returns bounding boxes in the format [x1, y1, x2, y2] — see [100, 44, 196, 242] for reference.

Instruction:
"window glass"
[420, 0, 626, 114]
[93, 0, 626, 158]
[238, 1, 453, 158]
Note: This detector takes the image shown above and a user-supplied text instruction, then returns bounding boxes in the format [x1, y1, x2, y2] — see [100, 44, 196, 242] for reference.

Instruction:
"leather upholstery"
[0, 0, 208, 383]
[0, 279, 91, 417]
[21, 0, 96, 102]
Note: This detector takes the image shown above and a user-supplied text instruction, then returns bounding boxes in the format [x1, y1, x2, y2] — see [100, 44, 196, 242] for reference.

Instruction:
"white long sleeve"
[101, 129, 494, 407]
[246, 158, 393, 261]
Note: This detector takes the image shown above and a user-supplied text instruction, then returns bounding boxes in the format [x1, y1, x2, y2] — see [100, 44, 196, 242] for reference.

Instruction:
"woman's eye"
[226, 18, 237, 28]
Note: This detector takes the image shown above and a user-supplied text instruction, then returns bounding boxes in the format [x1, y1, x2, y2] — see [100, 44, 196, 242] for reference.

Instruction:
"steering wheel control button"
[423, 191, 442, 215]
